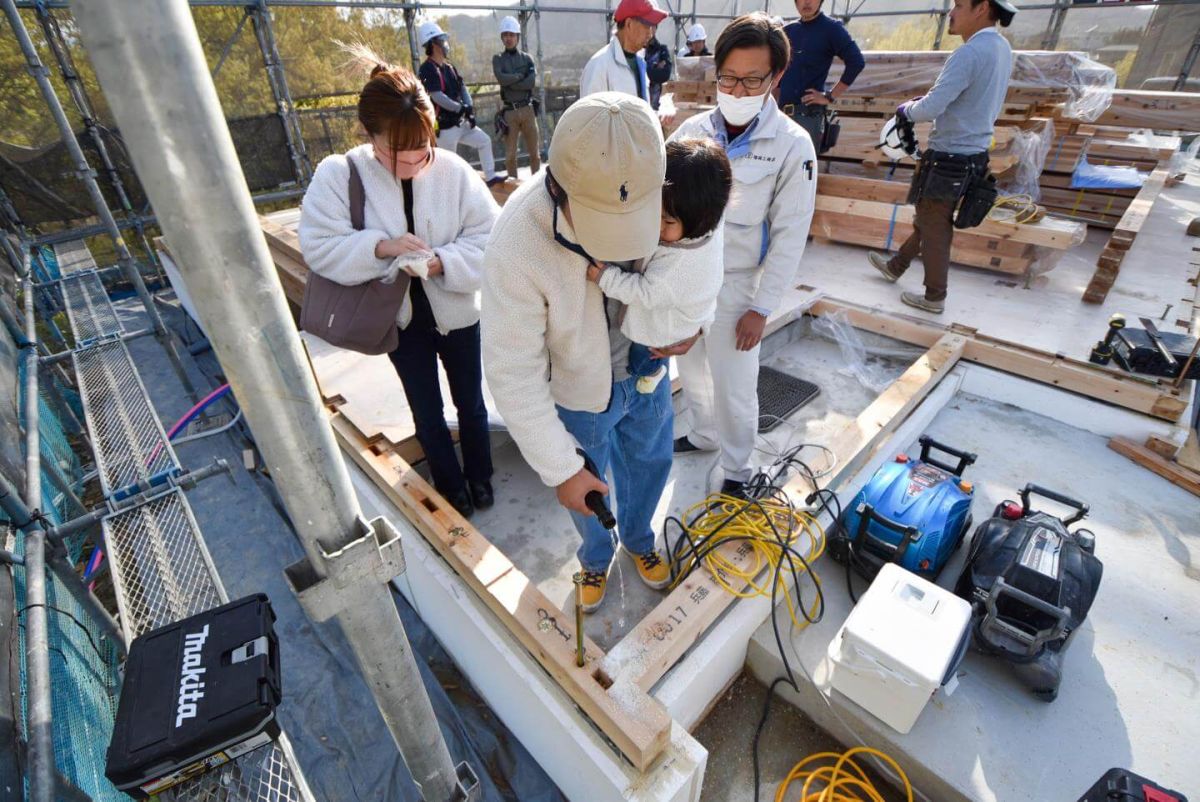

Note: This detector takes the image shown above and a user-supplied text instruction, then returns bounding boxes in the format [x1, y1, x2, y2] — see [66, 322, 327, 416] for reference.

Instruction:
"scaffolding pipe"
[250, 0, 313, 185]
[1040, 0, 1068, 51]
[932, 0, 950, 50]
[70, 4, 467, 799]
[33, 4, 136, 215]
[1175, 26, 1200, 91]
[15, 261, 54, 802]
[0, 0, 195, 398]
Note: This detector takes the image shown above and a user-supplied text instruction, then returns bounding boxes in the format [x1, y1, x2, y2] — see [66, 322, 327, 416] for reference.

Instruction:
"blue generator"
[832, 436, 976, 581]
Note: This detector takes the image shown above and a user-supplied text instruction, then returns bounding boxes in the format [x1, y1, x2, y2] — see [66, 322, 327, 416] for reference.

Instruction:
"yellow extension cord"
[776, 747, 914, 802]
[666, 492, 826, 631]
[988, 193, 1043, 224]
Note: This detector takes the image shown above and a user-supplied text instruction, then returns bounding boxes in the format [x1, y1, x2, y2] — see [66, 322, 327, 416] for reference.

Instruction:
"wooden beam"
[1083, 167, 1170, 304]
[1108, 436, 1200, 498]
[331, 415, 674, 771]
[814, 194, 1084, 250]
[809, 296, 1188, 422]
[606, 333, 967, 693]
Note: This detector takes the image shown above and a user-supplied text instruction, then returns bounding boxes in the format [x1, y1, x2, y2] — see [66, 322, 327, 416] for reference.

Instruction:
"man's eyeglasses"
[716, 74, 769, 92]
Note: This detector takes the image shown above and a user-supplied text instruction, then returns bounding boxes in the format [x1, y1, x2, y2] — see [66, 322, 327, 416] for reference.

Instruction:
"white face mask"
[716, 82, 772, 126]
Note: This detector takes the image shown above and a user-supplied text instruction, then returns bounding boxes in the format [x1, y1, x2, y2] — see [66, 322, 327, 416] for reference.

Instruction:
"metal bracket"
[450, 761, 480, 802]
[285, 515, 406, 623]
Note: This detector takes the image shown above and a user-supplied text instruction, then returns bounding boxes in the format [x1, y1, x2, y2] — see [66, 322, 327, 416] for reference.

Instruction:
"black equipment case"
[105, 594, 281, 797]
[955, 485, 1103, 701]
[1077, 768, 1188, 802]
[1090, 314, 1200, 381]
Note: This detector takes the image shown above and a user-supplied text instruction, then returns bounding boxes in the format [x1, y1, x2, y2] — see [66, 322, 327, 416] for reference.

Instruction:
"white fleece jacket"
[481, 172, 622, 488]
[598, 226, 724, 347]
[299, 144, 500, 334]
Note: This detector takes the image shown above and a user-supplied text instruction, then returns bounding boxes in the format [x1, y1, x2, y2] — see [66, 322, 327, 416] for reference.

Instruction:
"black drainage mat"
[757, 366, 820, 433]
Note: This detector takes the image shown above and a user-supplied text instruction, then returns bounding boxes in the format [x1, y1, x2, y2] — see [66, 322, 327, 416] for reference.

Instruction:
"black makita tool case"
[105, 594, 281, 798]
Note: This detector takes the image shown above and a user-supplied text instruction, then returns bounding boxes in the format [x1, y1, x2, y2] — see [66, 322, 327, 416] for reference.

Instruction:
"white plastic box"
[827, 563, 972, 734]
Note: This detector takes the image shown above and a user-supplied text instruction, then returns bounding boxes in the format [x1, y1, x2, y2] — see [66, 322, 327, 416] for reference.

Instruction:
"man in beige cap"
[482, 92, 689, 612]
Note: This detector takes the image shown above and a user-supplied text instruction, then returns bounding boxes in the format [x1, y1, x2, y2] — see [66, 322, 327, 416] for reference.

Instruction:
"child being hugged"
[587, 137, 732, 392]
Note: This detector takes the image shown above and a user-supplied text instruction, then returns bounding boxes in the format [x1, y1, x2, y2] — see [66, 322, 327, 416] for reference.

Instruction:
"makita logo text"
[175, 624, 209, 728]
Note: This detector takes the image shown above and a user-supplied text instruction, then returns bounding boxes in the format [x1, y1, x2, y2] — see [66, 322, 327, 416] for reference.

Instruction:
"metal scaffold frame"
[0, 0, 1196, 799]
[4, 0, 1198, 265]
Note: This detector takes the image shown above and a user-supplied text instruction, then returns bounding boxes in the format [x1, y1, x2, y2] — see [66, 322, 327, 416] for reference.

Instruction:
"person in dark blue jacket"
[775, 0, 864, 147]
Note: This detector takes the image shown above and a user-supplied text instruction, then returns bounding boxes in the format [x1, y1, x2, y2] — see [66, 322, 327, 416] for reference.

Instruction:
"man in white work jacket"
[670, 12, 818, 496]
[580, 0, 673, 124]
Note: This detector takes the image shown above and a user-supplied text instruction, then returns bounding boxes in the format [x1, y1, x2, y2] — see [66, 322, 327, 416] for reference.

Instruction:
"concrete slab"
[796, 170, 1200, 359]
[746, 390, 1200, 801]
[470, 322, 918, 650]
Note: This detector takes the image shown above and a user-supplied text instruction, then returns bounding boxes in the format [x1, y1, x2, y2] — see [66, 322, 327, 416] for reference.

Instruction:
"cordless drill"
[576, 449, 616, 529]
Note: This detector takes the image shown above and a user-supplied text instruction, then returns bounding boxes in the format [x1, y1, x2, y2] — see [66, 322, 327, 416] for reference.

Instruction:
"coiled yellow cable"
[988, 193, 1043, 224]
[667, 492, 826, 630]
[776, 747, 914, 802]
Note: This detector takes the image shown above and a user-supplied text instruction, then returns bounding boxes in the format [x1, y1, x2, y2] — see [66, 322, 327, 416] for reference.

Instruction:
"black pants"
[388, 321, 492, 495]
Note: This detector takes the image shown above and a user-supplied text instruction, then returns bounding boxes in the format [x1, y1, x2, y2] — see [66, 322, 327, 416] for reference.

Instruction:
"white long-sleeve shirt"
[598, 227, 724, 347]
[670, 97, 817, 316]
[299, 144, 499, 334]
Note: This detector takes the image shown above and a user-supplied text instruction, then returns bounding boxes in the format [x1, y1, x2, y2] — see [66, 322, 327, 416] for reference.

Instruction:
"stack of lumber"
[814, 174, 1086, 277]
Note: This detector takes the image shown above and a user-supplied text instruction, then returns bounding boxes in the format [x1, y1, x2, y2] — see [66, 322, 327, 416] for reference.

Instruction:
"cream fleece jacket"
[598, 227, 724, 347]
[299, 144, 500, 334]
[481, 172, 620, 488]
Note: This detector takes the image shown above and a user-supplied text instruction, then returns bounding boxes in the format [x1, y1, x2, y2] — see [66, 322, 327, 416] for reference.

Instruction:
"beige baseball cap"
[548, 92, 665, 262]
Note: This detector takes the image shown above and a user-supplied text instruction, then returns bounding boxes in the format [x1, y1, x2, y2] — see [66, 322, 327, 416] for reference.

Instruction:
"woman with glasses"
[669, 13, 818, 498]
[300, 56, 501, 518]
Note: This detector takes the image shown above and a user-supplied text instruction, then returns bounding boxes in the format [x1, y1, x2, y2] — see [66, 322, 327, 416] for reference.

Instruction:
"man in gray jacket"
[866, 0, 1017, 314]
[492, 16, 541, 178]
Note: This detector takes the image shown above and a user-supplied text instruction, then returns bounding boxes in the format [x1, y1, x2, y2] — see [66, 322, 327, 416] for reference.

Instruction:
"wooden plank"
[606, 333, 967, 692]
[810, 212, 1034, 275]
[1177, 430, 1200, 474]
[1082, 167, 1170, 304]
[1108, 436, 1200, 498]
[809, 296, 1188, 423]
[814, 195, 1084, 250]
[332, 414, 674, 770]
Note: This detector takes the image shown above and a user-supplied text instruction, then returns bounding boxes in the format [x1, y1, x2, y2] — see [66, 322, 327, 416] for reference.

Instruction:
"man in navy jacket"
[775, 0, 864, 146]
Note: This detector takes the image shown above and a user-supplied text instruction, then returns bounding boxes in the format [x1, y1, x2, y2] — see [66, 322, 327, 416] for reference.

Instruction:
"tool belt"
[909, 150, 995, 230]
[781, 102, 840, 155]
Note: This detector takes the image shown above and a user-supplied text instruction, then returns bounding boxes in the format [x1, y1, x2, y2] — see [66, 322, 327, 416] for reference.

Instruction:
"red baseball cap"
[614, 0, 668, 25]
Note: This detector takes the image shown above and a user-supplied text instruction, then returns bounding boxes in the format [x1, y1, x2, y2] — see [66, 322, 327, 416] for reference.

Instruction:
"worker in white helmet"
[492, 16, 541, 179]
[679, 23, 710, 57]
[417, 21, 506, 186]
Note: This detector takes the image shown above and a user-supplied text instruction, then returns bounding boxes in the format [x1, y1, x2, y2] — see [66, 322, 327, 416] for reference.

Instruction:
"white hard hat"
[879, 115, 919, 162]
[418, 21, 446, 47]
[686, 23, 706, 43]
[499, 16, 521, 35]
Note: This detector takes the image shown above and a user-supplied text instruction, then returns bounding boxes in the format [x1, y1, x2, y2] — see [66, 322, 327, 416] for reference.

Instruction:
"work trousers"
[888, 197, 956, 303]
[388, 321, 493, 497]
[438, 120, 499, 179]
[556, 376, 673, 572]
[676, 271, 761, 483]
[503, 105, 540, 178]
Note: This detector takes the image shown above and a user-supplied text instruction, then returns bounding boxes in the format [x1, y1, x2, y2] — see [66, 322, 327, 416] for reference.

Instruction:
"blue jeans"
[627, 342, 666, 380]
[556, 376, 674, 571]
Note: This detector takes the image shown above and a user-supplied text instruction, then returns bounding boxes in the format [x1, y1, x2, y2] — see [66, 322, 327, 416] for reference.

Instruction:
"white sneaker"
[867, 251, 899, 283]
[635, 366, 667, 394]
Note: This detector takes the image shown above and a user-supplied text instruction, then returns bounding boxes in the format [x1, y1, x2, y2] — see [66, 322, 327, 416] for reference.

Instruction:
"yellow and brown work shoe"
[634, 550, 671, 590]
[578, 569, 608, 613]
